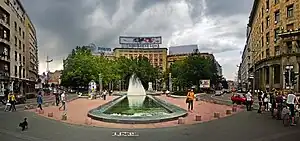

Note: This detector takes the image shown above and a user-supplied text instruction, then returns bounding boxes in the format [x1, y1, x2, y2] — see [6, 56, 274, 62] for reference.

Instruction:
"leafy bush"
[172, 91, 187, 96]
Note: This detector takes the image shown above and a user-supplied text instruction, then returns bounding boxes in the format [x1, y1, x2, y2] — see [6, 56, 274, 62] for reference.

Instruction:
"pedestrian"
[257, 91, 263, 113]
[263, 92, 269, 111]
[270, 92, 276, 118]
[55, 90, 60, 106]
[4, 99, 11, 112]
[286, 91, 297, 126]
[275, 92, 284, 120]
[186, 89, 195, 112]
[102, 90, 107, 100]
[245, 91, 252, 111]
[37, 91, 43, 111]
[8, 92, 16, 112]
[59, 91, 66, 111]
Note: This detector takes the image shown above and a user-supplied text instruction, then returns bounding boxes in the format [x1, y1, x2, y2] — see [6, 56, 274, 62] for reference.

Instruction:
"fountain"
[87, 75, 187, 124]
[127, 75, 146, 108]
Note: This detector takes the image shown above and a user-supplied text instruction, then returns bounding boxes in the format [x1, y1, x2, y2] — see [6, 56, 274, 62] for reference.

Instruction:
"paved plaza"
[0, 95, 299, 141]
[26, 95, 240, 128]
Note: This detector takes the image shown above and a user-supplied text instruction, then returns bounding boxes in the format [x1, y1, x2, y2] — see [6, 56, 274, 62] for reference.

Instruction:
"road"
[206, 91, 259, 109]
[0, 100, 299, 141]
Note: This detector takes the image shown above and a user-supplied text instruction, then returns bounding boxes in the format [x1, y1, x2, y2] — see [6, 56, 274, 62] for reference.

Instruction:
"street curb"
[168, 93, 205, 98]
[202, 98, 259, 110]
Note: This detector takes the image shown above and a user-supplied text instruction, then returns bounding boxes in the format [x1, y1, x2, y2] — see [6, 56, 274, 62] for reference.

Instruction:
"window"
[14, 22, 17, 31]
[23, 44, 25, 52]
[15, 66, 17, 76]
[275, 11, 280, 22]
[19, 40, 21, 50]
[266, 0, 269, 9]
[15, 51, 17, 61]
[261, 36, 264, 47]
[266, 32, 270, 44]
[248, 56, 250, 60]
[23, 68, 25, 78]
[275, 0, 279, 4]
[287, 5, 293, 17]
[274, 28, 280, 40]
[19, 27, 21, 36]
[266, 49, 270, 57]
[274, 65, 280, 83]
[261, 8, 264, 17]
[261, 51, 264, 59]
[275, 46, 280, 55]
[23, 56, 25, 64]
[266, 17, 270, 26]
[287, 41, 292, 54]
[261, 22, 264, 32]
[22, 31, 25, 39]
[14, 36, 17, 46]
[19, 54, 21, 62]
[287, 23, 294, 31]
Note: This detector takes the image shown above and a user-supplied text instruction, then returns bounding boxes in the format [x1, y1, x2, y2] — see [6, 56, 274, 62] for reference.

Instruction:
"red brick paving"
[28, 95, 243, 129]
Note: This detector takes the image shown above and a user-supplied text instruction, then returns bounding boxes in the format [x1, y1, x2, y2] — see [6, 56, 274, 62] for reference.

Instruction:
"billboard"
[200, 80, 210, 88]
[119, 36, 162, 48]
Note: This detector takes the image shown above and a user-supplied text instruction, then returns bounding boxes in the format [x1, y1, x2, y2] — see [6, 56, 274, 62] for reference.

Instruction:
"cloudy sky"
[22, 0, 253, 80]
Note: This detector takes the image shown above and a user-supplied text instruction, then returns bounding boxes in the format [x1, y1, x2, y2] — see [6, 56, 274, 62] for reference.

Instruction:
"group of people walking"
[247, 89, 300, 126]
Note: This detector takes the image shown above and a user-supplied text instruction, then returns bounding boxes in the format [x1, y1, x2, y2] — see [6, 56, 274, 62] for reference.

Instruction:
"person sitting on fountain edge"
[186, 89, 195, 112]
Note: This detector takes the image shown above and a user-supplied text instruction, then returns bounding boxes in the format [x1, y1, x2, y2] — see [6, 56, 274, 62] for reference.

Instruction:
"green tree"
[170, 54, 219, 90]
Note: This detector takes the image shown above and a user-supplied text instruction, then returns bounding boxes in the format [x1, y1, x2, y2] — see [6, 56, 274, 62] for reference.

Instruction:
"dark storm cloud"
[22, 0, 93, 54]
[205, 0, 253, 16]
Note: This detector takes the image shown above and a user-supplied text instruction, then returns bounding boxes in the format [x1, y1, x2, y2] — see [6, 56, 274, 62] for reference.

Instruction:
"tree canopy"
[61, 46, 160, 89]
[170, 54, 222, 90]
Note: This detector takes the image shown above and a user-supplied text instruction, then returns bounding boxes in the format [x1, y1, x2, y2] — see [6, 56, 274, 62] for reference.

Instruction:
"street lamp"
[169, 73, 172, 92]
[99, 74, 102, 94]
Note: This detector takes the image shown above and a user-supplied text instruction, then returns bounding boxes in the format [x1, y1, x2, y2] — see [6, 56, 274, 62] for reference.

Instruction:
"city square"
[1, 0, 300, 141]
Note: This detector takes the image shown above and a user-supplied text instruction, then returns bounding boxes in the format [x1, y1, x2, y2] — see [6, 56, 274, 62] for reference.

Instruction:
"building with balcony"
[113, 48, 168, 72]
[0, 0, 38, 93]
[24, 14, 38, 92]
[246, 0, 300, 91]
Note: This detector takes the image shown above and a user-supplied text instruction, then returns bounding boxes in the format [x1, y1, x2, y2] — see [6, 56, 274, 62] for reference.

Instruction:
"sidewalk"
[0, 93, 78, 111]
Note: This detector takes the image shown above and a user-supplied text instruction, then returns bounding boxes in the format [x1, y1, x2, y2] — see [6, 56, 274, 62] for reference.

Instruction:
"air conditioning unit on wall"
[275, 21, 278, 24]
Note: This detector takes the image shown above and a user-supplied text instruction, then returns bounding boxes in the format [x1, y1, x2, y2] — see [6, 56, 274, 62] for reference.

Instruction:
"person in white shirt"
[59, 91, 66, 111]
[286, 92, 298, 126]
[245, 91, 252, 111]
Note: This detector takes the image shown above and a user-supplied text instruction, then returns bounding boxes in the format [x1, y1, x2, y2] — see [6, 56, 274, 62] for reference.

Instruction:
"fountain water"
[127, 75, 146, 108]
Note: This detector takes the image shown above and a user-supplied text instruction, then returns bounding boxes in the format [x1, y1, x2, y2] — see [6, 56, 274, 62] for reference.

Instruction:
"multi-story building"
[113, 48, 168, 72]
[24, 14, 38, 92]
[0, 0, 38, 94]
[246, 0, 300, 91]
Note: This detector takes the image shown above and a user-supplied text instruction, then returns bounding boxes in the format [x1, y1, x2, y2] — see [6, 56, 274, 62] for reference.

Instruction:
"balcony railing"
[0, 19, 9, 28]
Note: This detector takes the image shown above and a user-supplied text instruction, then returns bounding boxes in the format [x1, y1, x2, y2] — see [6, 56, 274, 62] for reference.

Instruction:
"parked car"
[214, 91, 223, 96]
[231, 94, 253, 105]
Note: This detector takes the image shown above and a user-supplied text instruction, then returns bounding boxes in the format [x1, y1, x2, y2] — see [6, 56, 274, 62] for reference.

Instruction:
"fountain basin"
[87, 95, 188, 124]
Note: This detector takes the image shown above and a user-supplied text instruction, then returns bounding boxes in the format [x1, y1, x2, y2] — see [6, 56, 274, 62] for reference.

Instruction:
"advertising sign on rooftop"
[119, 36, 162, 48]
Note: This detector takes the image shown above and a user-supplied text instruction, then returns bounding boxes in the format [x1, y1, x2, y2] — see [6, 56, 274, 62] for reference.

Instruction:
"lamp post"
[99, 74, 102, 94]
[169, 73, 172, 92]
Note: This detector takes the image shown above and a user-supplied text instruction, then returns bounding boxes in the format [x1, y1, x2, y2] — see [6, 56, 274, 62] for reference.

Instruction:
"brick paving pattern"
[28, 95, 243, 129]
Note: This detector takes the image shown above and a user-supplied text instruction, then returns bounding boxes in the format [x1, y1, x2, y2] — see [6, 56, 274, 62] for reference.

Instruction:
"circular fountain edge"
[87, 95, 188, 124]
